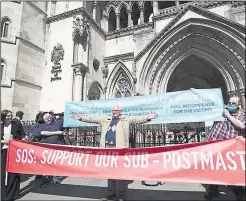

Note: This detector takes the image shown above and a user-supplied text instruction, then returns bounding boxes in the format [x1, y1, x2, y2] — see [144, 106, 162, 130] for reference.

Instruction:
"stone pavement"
[18, 175, 237, 200]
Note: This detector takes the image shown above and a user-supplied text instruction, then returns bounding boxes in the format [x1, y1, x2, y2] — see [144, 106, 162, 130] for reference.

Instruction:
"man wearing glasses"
[204, 95, 245, 200]
[72, 105, 158, 201]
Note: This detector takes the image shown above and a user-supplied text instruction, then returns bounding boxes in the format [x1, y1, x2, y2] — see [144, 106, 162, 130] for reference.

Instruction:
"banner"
[64, 88, 225, 127]
[7, 138, 245, 186]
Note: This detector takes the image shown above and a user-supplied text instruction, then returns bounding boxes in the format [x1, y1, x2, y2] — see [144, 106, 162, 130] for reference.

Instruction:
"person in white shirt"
[1, 109, 24, 201]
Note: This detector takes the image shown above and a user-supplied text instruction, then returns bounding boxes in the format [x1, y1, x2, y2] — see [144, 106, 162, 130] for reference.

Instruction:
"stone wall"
[12, 2, 46, 120]
[40, 17, 74, 113]
[86, 21, 105, 99]
[40, 13, 106, 111]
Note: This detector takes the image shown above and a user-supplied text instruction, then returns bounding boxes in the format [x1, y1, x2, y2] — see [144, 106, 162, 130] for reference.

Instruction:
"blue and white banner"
[63, 88, 225, 127]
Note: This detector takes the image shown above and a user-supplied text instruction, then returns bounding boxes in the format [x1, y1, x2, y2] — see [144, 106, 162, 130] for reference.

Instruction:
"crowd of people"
[1, 95, 245, 201]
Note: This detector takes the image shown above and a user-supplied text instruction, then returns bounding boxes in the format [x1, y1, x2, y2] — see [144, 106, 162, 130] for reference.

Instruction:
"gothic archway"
[87, 81, 103, 100]
[107, 61, 134, 99]
[166, 55, 229, 101]
[139, 17, 245, 97]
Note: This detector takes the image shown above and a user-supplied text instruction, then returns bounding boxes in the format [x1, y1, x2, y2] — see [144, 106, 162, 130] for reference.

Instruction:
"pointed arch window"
[115, 76, 132, 98]
[120, 5, 128, 28]
[108, 8, 116, 31]
[1, 17, 11, 38]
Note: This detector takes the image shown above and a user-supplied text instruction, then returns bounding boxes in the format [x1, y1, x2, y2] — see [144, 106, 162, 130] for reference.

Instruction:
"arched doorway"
[138, 18, 245, 100]
[166, 55, 229, 102]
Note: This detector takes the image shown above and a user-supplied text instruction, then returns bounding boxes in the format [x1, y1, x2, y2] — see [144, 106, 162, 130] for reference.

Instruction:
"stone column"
[101, 13, 105, 30]
[175, 1, 179, 8]
[73, 67, 83, 101]
[50, 1, 57, 16]
[127, 9, 132, 27]
[140, 6, 144, 24]
[153, 1, 158, 16]
[72, 63, 89, 101]
[105, 16, 109, 32]
[73, 41, 79, 63]
[102, 65, 109, 99]
[93, 1, 97, 20]
[116, 13, 120, 30]
[239, 89, 246, 110]
[241, 93, 245, 110]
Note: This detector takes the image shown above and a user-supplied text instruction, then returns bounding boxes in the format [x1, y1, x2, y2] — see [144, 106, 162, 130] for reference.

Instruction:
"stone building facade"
[1, 1, 245, 120]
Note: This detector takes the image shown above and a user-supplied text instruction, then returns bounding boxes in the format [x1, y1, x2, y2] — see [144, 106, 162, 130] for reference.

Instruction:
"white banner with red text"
[7, 137, 245, 186]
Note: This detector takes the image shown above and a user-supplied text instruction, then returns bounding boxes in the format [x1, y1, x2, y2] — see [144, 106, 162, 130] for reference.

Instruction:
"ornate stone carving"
[115, 76, 132, 98]
[231, 1, 246, 8]
[88, 83, 101, 100]
[134, 3, 242, 63]
[72, 63, 89, 76]
[72, 14, 90, 40]
[148, 34, 190, 92]
[101, 65, 109, 79]
[93, 59, 100, 71]
[228, 61, 244, 90]
[51, 43, 64, 64]
[106, 22, 152, 39]
[104, 52, 134, 65]
[46, 7, 106, 36]
[50, 43, 64, 82]
[155, 1, 232, 22]
[194, 33, 245, 70]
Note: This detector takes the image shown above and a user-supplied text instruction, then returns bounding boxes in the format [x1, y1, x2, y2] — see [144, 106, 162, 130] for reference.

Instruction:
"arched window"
[131, 2, 140, 26]
[1, 17, 11, 38]
[120, 5, 128, 28]
[115, 76, 132, 98]
[1, 59, 7, 82]
[108, 8, 116, 31]
[144, 1, 153, 23]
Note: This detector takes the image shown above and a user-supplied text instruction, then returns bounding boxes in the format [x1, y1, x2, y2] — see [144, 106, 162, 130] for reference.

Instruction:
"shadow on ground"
[19, 180, 238, 201]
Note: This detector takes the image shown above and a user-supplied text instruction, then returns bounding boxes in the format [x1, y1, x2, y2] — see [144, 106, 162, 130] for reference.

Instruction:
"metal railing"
[22, 121, 205, 147]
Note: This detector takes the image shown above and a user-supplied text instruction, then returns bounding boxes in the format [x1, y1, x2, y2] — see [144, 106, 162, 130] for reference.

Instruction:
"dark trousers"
[208, 184, 245, 199]
[1, 149, 20, 201]
[107, 179, 129, 200]
[207, 185, 219, 194]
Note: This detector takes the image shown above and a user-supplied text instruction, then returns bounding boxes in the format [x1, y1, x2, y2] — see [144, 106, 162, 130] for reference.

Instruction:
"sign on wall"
[63, 88, 225, 127]
[50, 43, 64, 82]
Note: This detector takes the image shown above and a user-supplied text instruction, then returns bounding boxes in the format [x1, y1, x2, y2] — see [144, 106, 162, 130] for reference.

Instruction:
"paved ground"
[18, 175, 237, 200]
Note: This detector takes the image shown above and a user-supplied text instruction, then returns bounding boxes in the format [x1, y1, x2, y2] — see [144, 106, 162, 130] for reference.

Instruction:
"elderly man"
[38, 113, 64, 188]
[204, 95, 245, 200]
[72, 105, 158, 201]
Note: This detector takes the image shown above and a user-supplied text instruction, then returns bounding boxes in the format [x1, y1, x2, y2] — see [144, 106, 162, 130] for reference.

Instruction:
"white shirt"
[2, 124, 12, 149]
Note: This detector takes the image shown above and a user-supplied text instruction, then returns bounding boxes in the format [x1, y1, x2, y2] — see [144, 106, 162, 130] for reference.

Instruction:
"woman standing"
[1, 109, 24, 201]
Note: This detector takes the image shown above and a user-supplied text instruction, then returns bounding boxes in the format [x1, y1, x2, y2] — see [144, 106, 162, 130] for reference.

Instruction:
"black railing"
[22, 121, 205, 147]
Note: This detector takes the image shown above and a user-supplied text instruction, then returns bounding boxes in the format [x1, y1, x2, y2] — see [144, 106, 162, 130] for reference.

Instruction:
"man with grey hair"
[38, 112, 64, 188]
[72, 105, 158, 201]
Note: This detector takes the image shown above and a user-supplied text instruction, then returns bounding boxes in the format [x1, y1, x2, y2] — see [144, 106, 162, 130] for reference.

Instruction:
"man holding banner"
[72, 105, 158, 201]
[204, 95, 245, 200]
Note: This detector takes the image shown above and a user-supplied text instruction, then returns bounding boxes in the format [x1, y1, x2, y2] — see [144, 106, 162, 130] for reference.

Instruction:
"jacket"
[78, 116, 149, 148]
[1, 121, 25, 149]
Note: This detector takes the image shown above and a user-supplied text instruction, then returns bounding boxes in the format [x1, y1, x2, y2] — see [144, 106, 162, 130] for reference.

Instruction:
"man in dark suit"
[13, 111, 24, 122]
[12, 111, 25, 140]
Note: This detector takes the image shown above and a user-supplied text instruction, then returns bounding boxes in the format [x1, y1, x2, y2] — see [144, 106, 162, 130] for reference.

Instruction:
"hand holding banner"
[7, 137, 245, 186]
